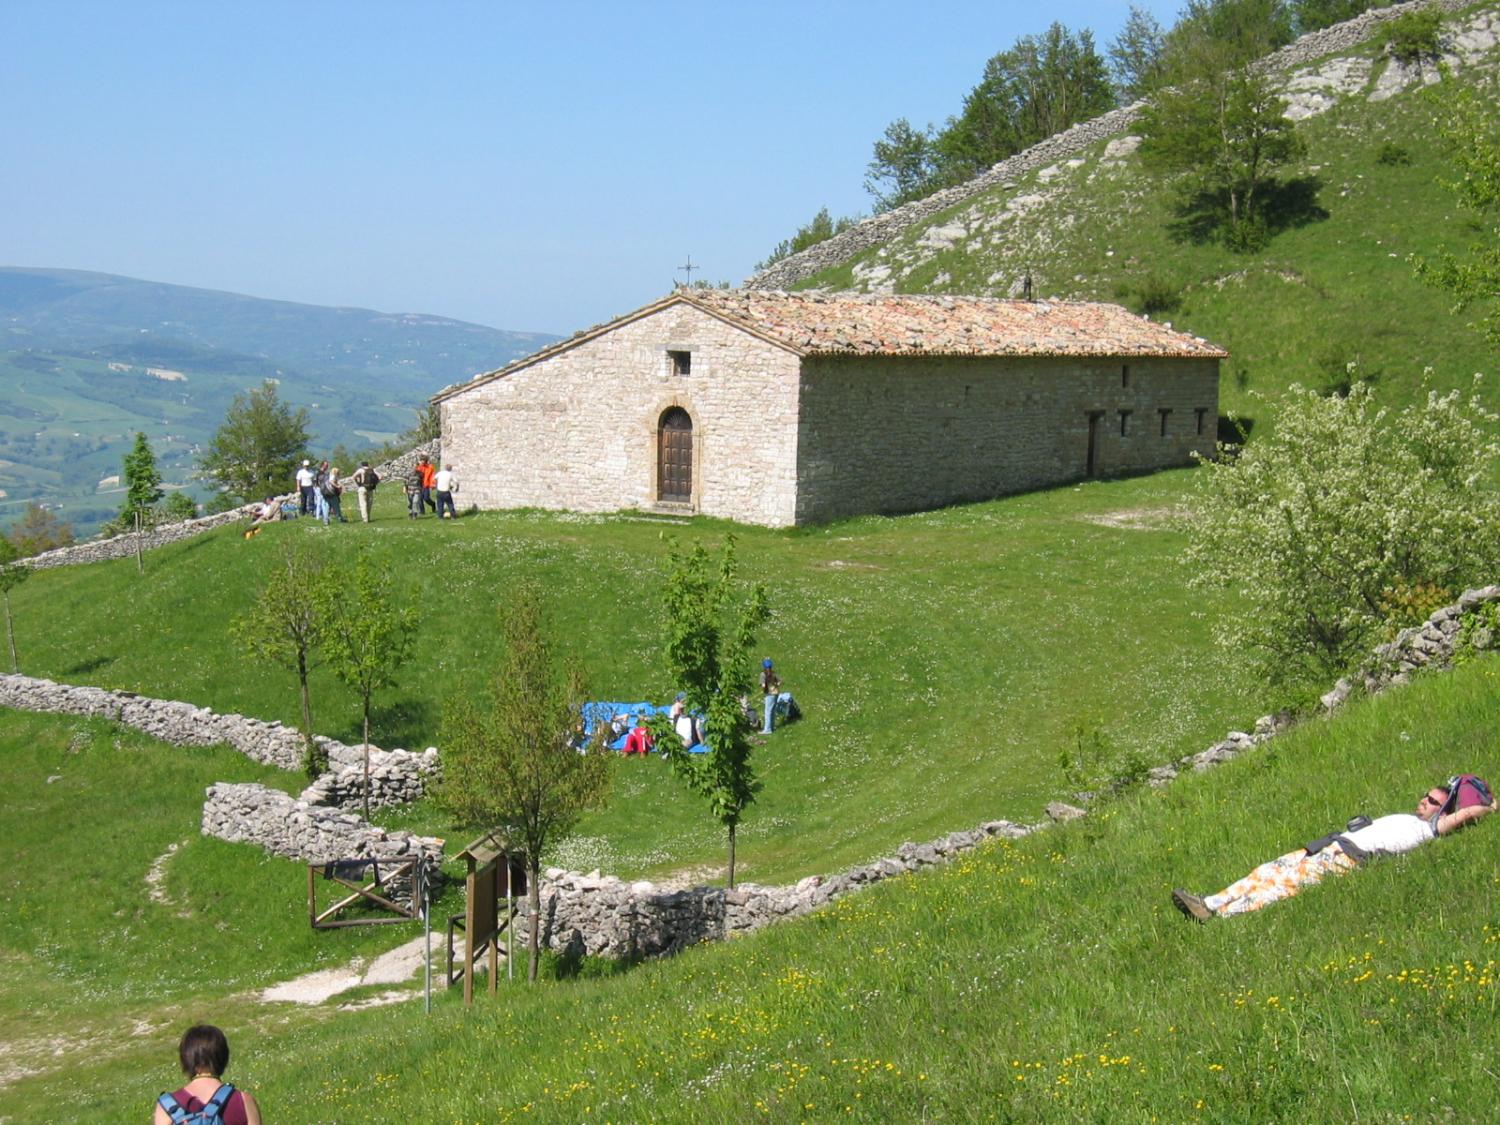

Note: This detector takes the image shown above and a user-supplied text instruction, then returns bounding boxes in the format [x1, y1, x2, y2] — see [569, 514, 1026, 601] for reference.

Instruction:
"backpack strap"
[203, 1083, 236, 1118]
[157, 1093, 190, 1124]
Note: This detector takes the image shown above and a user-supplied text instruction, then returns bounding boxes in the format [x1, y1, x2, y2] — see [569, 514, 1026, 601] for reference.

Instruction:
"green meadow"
[2, 644, 1495, 1122]
[4, 475, 1271, 885]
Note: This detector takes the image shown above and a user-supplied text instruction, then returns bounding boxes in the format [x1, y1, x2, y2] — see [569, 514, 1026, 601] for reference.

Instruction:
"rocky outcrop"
[748, 0, 1478, 292]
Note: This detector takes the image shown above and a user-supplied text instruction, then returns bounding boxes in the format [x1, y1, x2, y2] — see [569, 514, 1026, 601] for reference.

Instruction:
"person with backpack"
[312, 460, 332, 526]
[153, 1024, 262, 1124]
[1172, 775, 1496, 921]
[352, 460, 380, 523]
[404, 463, 425, 518]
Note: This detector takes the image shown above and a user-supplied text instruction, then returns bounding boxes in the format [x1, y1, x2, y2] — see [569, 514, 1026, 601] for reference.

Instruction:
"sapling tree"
[1184, 377, 1500, 687]
[648, 536, 769, 889]
[232, 542, 332, 776]
[0, 539, 29, 673]
[319, 549, 417, 821]
[121, 431, 164, 574]
[437, 587, 614, 982]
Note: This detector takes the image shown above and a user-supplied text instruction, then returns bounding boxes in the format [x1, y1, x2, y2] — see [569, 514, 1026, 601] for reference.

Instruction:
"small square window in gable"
[668, 349, 692, 377]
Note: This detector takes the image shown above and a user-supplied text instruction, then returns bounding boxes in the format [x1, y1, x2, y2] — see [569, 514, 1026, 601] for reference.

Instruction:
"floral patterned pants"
[1203, 845, 1357, 916]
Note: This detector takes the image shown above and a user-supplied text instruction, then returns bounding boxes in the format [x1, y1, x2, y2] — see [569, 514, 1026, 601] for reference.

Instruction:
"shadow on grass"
[1168, 175, 1329, 247]
[333, 696, 439, 751]
[61, 654, 115, 675]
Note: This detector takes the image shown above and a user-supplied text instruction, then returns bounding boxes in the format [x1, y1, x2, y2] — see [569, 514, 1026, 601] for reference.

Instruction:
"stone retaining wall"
[0, 673, 438, 807]
[748, 0, 1472, 292]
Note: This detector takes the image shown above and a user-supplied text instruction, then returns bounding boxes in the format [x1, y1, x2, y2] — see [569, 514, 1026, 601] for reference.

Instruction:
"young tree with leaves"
[437, 587, 613, 982]
[1413, 81, 1500, 345]
[1184, 377, 1500, 687]
[1108, 6, 1167, 101]
[864, 118, 940, 212]
[0, 539, 29, 673]
[757, 206, 861, 270]
[648, 537, 769, 889]
[319, 549, 417, 821]
[232, 543, 332, 776]
[201, 380, 310, 504]
[121, 431, 164, 573]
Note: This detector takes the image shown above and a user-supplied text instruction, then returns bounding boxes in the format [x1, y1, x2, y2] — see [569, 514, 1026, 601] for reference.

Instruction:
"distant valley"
[0, 267, 556, 533]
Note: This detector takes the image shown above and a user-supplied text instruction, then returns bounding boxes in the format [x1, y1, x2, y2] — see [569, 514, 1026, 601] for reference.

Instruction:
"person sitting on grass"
[154, 1024, 262, 1125]
[623, 714, 654, 756]
[1172, 776, 1495, 921]
[242, 498, 282, 539]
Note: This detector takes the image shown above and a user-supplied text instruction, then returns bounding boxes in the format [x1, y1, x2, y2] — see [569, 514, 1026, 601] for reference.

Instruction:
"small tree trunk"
[528, 860, 542, 983]
[362, 689, 372, 823]
[3, 590, 16, 674]
[297, 649, 317, 775]
[726, 822, 737, 890]
[134, 509, 144, 575]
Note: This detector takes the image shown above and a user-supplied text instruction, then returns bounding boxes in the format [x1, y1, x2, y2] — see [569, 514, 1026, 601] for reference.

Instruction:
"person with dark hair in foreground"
[1172, 777, 1495, 921]
[153, 1024, 262, 1125]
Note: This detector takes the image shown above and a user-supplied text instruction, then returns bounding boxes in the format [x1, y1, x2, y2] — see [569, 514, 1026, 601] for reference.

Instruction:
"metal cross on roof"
[677, 254, 697, 287]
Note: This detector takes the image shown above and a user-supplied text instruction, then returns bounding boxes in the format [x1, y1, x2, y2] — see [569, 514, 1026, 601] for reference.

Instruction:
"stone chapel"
[433, 288, 1225, 527]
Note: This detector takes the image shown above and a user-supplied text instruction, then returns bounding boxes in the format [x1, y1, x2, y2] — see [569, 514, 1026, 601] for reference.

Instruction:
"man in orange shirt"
[416, 455, 438, 517]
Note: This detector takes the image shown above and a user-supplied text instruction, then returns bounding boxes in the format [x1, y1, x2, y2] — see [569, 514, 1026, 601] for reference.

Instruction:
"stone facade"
[437, 292, 1223, 528]
[795, 354, 1219, 523]
[439, 303, 803, 526]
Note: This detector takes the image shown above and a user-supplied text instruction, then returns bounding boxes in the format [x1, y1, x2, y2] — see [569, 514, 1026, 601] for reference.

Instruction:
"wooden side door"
[658, 408, 693, 502]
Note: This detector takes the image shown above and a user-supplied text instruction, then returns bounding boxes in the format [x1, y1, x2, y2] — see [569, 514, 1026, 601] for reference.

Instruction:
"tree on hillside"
[1289, 0, 1386, 34]
[0, 539, 29, 673]
[1184, 378, 1500, 687]
[1162, 0, 1295, 68]
[319, 549, 417, 821]
[232, 543, 333, 777]
[163, 491, 199, 522]
[121, 431, 163, 574]
[1108, 6, 1167, 101]
[1413, 81, 1500, 345]
[4, 503, 73, 558]
[757, 207, 862, 270]
[647, 537, 769, 889]
[864, 118, 941, 212]
[437, 587, 614, 982]
[1138, 44, 1305, 249]
[201, 380, 310, 505]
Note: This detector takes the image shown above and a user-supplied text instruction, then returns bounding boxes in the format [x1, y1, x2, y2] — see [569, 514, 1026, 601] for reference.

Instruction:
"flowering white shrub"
[1184, 375, 1500, 685]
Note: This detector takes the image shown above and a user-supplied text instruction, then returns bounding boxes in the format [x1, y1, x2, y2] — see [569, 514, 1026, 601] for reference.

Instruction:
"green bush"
[1374, 140, 1412, 166]
[1378, 8, 1442, 63]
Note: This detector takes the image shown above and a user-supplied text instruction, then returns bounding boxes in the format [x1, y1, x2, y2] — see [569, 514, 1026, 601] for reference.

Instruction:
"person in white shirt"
[295, 460, 315, 515]
[434, 464, 458, 519]
[1172, 779, 1495, 920]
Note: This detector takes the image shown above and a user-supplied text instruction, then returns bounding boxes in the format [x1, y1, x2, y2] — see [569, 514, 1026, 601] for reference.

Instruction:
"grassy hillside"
[0, 267, 557, 533]
[1, 474, 1278, 887]
[4, 649, 1495, 1121]
[803, 32, 1499, 429]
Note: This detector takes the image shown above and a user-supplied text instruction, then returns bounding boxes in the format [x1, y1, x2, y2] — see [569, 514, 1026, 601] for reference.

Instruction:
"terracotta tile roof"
[683, 289, 1228, 359]
[433, 289, 1225, 401]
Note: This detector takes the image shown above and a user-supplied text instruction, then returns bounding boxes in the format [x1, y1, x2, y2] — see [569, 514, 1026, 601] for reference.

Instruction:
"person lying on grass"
[1172, 775, 1495, 921]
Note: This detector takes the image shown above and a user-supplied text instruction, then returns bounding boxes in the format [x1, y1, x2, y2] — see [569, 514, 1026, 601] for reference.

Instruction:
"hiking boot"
[1172, 888, 1213, 922]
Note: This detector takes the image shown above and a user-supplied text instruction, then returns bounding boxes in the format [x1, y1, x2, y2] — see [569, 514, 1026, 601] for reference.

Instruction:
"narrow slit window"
[1122, 364, 1130, 388]
[1195, 407, 1208, 435]
[1159, 408, 1172, 437]
[668, 349, 692, 376]
[1118, 409, 1132, 436]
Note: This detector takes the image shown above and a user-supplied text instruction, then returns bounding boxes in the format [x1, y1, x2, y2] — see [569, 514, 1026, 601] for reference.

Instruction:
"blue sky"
[2, 1, 1182, 336]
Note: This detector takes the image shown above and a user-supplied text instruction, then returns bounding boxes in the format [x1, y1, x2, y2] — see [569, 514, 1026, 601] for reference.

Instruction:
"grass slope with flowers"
[2, 648, 1496, 1122]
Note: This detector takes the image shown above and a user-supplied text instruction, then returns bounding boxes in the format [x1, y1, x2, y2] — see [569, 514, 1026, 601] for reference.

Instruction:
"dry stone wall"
[748, 0, 1475, 292]
[0, 673, 439, 809]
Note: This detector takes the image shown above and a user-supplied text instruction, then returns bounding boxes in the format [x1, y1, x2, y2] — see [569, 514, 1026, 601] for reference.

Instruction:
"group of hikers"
[244, 454, 459, 537]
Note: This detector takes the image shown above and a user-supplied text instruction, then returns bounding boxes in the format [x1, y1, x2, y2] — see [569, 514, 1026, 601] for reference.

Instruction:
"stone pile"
[299, 747, 442, 812]
[203, 782, 442, 905]
[749, 0, 1473, 292]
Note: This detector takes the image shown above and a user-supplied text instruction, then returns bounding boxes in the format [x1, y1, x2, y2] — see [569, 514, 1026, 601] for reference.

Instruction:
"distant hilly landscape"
[0, 267, 557, 533]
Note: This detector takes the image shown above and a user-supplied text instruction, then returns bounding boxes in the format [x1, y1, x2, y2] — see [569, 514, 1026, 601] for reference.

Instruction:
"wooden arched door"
[658, 408, 693, 503]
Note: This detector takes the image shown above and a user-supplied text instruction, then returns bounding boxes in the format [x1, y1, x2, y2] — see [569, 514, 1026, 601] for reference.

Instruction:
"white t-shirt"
[1343, 813, 1435, 857]
[435, 469, 457, 492]
[296, 467, 314, 488]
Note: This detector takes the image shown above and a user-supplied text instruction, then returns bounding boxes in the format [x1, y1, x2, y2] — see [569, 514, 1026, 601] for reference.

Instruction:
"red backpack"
[1439, 775, 1494, 815]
